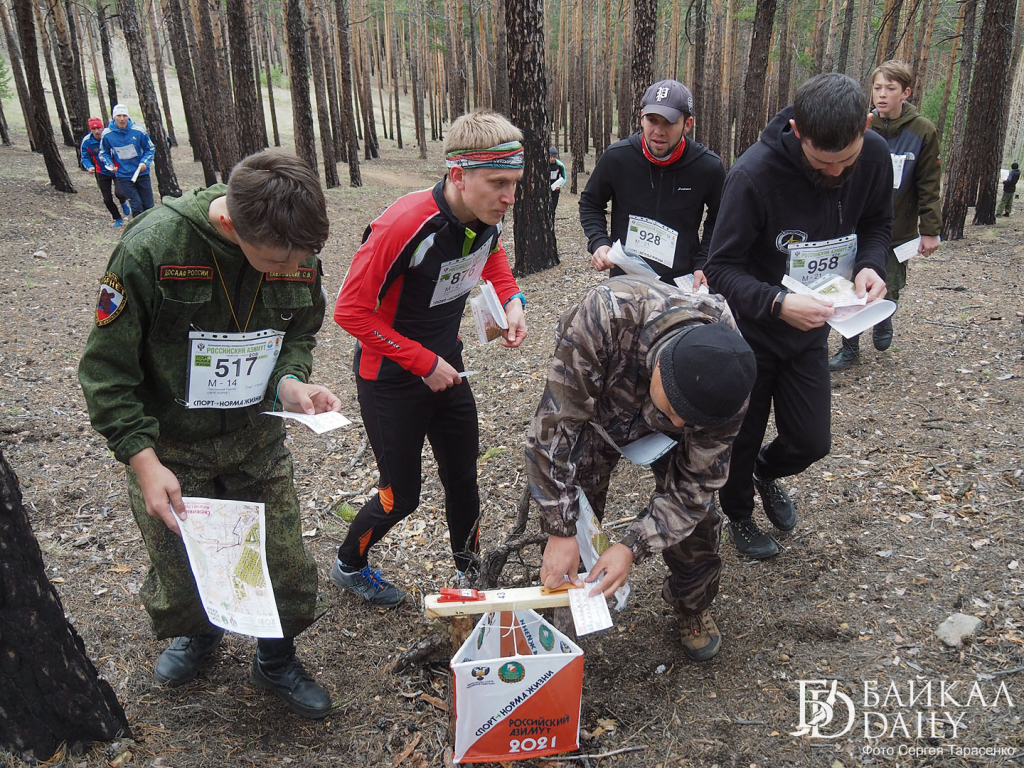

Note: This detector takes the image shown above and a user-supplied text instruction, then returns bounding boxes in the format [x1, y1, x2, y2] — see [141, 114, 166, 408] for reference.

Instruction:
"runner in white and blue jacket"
[99, 105, 156, 217]
[81, 117, 131, 226]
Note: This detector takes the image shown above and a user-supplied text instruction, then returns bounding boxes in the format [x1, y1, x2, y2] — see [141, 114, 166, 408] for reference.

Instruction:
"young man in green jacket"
[831, 60, 941, 370]
[78, 151, 340, 719]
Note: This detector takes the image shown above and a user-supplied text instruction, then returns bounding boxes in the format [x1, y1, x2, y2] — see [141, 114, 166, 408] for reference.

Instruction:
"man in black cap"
[526, 276, 755, 661]
[580, 79, 725, 287]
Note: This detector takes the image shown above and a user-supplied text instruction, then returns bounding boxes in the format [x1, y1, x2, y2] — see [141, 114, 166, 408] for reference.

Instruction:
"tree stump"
[0, 450, 130, 762]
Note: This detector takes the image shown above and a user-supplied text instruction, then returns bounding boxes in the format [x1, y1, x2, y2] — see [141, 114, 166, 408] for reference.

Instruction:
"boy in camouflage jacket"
[78, 151, 340, 719]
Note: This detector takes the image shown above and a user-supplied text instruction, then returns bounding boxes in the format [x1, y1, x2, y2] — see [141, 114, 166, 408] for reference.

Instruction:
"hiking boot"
[729, 517, 779, 559]
[872, 317, 894, 351]
[153, 630, 225, 686]
[251, 641, 332, 719]
[829, 335, 860, 371]
[121, 201, 132, 217]
[111, 218, 124, 228]
[330, 558, 405, 607]
[677, 609, 722, 662]
[753, 472, 797, 531]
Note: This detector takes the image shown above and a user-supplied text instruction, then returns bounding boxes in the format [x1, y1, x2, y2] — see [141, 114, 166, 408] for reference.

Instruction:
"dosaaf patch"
[160, 265, 213, 281]
[96, 271, 127, 326]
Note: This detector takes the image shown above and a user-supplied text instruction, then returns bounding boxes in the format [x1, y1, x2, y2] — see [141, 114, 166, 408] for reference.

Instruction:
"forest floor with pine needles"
[2, 134, 1023, 768]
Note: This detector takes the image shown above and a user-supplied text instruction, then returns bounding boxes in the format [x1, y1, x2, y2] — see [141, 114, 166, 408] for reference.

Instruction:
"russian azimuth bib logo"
[792, 678, 1017, 756]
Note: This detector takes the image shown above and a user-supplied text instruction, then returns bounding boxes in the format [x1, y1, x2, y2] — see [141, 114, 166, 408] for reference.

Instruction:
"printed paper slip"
[894, 236, 940, 263]
[781, 274, 896, 339]
[568, 572, 613, 636]
[178, 497, 283, 638]
[673, 273, 710, 294]
[262, 410, 351, 433]
[606, 240, 658, 277]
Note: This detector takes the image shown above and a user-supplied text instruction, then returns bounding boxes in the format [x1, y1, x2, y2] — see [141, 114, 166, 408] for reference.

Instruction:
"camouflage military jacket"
[78, 186, 326, 464]
[525, 276, 746, 561]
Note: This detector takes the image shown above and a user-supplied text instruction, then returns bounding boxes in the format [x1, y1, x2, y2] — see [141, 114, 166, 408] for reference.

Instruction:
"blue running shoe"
[330, 559, 405, 606]
[112, 218, 124, 228]
[122, 201, 132, 217]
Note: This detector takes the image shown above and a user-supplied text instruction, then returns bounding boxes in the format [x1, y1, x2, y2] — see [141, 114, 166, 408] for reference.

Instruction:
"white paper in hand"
[569, 573, 614, 636]
[262, 410, 351, 433]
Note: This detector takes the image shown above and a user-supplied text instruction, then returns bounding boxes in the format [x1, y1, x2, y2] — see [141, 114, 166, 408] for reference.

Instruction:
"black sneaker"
[753, 472, 797, 531]
[251, 650, 332, 719]
[729, 517, 779, 559]
[872, 317, 893, 351]
[153, 630, 225, 686]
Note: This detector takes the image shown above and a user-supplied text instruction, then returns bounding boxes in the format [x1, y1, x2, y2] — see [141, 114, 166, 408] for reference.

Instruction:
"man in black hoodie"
[705, 73, 892, 560]
[580, 79, 725, 288]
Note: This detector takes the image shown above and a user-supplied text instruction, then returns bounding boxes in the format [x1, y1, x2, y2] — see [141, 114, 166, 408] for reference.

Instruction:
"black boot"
[252, 638, 332, 719]
[753, 471, 797, 531]
[829, 334, 860, 371]
[872, 313, 894, 351]
[154, 630, 225, 686]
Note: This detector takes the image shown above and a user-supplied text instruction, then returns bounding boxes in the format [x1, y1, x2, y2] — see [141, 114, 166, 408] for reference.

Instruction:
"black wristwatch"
[771, 289, 790, 319]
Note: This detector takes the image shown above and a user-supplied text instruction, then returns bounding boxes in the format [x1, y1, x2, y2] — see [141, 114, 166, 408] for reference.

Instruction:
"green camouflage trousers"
[575, 427, 723, 615]
[127, 426, 326, 640]
[885, 246, 907, 302]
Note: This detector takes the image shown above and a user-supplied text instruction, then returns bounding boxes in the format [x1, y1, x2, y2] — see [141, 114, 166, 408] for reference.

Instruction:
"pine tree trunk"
[33, 0, 75, 146]
[305, 0, 338, 187]
[250, 32, 269, 148]
[12, 0, 74, 186]
[387, 0, 402, 148]
[0, 451, 131, 763]
[736, 0, 776, 157]
[0, 98, 11, 145]
[96, 0, 117, 108]
[492, 0, 508, 114]
[824, 0, 841, 72]
[506, 0, 558, 275]
[261, 16, 280, 146]
[119, 0, 179, 196]
[836, 0, 855, 74]
[774, 0, 794, 113]
[320, 5, 345, 159]
[162, 0, 217, 183]
[569, 0, 583, 193]
[910, 0, 936, 102]
[941, 0, 977, 240]
[689, 0, 707, 141]
[1, 0, 36, 149]
[193, 0, 236, 177]
[934, 5, 962, 142]
[147, 0, 176, 145]
[334, 0, 362, 183]
[45, 0, 88, 138]
[445, 0, 466, 119]
[284, 0, 317, 172]
[81, 3, 109, 122]
[226, 0, 264, 157]
[810, 0, 827, 72]
[629, 0, 656, 124]
[967, 0, 1015, 226]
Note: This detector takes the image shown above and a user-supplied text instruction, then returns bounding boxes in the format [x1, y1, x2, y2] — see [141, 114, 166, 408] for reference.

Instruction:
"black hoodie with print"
[704, 106, 893, 357]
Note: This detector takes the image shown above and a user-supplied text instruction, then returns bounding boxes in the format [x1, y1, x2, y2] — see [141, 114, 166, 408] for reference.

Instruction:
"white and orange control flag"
[451, 609, 584, 763]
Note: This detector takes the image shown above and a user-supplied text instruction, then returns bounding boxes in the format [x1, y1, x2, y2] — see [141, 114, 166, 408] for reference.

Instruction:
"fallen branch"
[478, 532, 547, 589]
[544, 745, 647, 761]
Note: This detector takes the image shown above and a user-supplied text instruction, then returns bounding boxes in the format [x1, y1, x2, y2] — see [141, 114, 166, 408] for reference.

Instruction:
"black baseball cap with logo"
[641, 80, 695, 124]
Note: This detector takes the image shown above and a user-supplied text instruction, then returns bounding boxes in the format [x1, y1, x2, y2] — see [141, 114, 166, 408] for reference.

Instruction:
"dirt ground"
[1, 132, 1023, 768]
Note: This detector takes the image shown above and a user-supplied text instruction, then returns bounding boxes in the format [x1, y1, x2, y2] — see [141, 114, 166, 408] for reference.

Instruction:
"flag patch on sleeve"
[96, 271, 127, 326]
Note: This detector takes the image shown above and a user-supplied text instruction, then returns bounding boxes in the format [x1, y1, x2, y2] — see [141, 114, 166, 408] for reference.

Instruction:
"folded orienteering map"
[179, 497, 283, 638]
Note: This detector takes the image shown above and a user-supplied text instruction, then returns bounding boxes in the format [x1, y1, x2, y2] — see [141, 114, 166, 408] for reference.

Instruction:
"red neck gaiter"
[642, 133, 686, 166]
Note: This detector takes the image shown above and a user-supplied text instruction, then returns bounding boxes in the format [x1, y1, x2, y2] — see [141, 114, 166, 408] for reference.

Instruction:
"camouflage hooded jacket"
[525, 276, 747, 561]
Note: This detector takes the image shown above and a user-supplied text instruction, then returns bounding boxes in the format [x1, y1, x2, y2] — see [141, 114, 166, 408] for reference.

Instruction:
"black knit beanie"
[658, 322, 756, 428]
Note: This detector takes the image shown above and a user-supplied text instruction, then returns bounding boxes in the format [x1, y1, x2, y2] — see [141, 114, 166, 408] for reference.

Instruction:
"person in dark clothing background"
[579, 79, 724, 288]
[704, 73, 892, 560]
[999, 162, 1020, 217]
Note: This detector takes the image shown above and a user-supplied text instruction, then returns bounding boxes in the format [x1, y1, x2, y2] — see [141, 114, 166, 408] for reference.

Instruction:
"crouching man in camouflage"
[526, 276, 755, 660]
[78, 151, 340, 718]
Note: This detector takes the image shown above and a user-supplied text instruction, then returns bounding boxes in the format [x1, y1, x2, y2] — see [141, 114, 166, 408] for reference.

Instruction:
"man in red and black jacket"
[331, 110, 527, 606]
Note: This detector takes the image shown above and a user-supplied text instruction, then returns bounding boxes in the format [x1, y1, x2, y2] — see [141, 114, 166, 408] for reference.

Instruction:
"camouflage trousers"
[576, 427, 723, 615]
[885, 246, 907, 302]
[127, 426, 326, 640]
